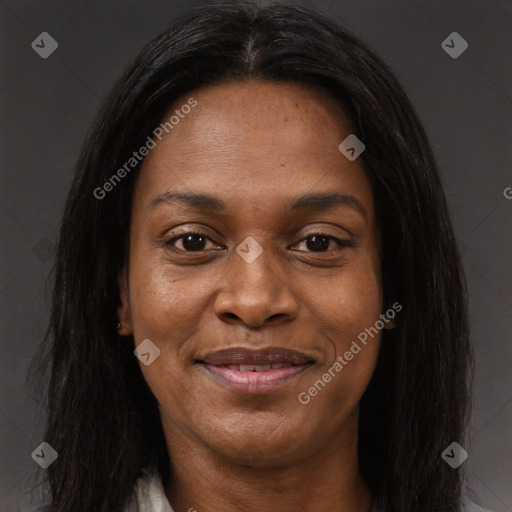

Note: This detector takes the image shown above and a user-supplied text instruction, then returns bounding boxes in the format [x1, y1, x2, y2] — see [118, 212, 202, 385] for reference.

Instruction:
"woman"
[28, 3, 486, 511]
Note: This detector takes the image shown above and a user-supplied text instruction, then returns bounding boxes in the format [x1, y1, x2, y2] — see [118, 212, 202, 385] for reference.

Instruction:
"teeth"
[254, 364, 272, 371]
[225, 363, 292, 371]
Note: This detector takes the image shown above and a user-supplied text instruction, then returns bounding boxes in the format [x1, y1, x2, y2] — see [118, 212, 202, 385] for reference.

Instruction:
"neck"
[162, 409, 373, 512]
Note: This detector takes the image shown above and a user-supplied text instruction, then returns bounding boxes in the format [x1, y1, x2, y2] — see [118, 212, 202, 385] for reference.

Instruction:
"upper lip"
[198, 346, 315, 366]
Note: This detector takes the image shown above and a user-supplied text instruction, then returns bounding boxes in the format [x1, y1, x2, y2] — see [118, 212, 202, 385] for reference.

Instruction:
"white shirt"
[131, 465, 491, 512]
[130, 465, 173, 512]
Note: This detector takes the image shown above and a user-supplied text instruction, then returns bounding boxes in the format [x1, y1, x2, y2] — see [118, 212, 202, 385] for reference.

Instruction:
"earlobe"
[381, 287, 399, 330]
[117, 271, 133, 336]
[383, 319, 396, 330]
[382, 300, 401, 330]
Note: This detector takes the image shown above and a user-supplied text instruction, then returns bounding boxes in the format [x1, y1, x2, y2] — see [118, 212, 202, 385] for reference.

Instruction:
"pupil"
[183, 234, 206, 251]
[181, 235, 331, 252]
[306, 235, 329, 252]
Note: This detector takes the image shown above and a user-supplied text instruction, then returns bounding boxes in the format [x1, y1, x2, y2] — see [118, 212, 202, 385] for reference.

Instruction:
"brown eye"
[165, 232, 216, 252]
[294, 233, 354, 253]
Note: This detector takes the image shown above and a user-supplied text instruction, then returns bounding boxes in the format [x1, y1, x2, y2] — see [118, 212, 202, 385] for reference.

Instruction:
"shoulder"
[132, 464, 174, 512]
[371, 496, 493, 512]
[30, 489, 492, 512]
[28, 467, 169, 512]
[461, 496, 493, 512]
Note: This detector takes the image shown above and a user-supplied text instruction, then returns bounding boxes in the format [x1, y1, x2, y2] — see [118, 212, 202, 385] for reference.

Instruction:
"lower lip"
[199, 363, 313, 393]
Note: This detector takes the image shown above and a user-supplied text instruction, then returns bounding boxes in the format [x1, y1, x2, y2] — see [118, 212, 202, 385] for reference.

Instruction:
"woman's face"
[119, 81, 390, 467]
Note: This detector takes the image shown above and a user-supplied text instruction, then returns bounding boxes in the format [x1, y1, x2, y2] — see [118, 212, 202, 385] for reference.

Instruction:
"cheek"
[128, 257, 209, 339]
[302, 253, 383, 396]
[127, 262, 209, 416]
[126, 260, 214, 408]
[312, 252, 382, 343]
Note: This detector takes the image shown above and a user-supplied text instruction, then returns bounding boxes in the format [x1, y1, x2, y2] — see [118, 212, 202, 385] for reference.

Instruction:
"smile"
[196, 346, 315, 393]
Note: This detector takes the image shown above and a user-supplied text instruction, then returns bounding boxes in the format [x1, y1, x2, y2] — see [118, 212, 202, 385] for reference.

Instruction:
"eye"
[293, 232, 354, 253]
[163, 229, 354, 254]
[164, 231, 221, 252]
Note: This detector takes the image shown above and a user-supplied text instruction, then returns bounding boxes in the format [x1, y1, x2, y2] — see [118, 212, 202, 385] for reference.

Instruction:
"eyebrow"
[147, 190, 368, 220]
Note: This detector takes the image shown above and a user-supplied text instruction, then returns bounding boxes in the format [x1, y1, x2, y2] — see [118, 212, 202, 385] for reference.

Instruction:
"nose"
[213, 241, 299, 328]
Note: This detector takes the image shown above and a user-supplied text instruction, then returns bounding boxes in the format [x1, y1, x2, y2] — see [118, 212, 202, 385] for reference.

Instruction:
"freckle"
[281, 163, 286, 167]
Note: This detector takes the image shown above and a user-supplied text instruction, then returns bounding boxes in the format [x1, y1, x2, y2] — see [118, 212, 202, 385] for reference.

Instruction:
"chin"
[220, 443, 301, 468]
[202, 420, 311, 467]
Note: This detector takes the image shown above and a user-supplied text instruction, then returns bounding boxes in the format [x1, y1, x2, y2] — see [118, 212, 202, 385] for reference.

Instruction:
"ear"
[383, 317, 396, 330]
[117, 270, 133, 336]
[382, 300, 399, 330]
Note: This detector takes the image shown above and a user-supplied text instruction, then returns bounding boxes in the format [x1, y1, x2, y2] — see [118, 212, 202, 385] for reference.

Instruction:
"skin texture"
[118, 81, 395, 512]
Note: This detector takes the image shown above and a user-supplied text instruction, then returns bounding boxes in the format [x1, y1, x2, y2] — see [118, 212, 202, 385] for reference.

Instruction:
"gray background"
[1, 0, 511, 511]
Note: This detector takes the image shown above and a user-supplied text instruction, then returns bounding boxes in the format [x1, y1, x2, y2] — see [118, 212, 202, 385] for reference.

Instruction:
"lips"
[224, 363, 293, 371]
[197, 347, 315, 393]
[199, 346, 314, 366]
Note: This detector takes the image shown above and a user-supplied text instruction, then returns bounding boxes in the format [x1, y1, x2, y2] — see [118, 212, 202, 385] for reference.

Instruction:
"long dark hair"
[28, 3, 472, 511]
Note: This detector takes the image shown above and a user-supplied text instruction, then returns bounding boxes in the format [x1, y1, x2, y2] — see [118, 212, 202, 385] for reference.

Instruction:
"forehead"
[134, 80, 374, 219]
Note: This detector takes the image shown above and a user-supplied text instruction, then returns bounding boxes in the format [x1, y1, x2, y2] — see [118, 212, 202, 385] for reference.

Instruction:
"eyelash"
[164, 230, 354, 253]
[296, 231, 355, 251]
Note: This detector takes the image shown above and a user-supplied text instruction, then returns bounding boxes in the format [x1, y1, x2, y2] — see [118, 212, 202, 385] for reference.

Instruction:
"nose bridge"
[214, 236, 297, 326]
[231, 236, 283, 298]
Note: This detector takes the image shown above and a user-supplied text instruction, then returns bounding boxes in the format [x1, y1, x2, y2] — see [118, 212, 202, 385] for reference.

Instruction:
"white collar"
[132, 465, 489, 512]
[133, 465, 174, 512]
[132, 466, 376, 512]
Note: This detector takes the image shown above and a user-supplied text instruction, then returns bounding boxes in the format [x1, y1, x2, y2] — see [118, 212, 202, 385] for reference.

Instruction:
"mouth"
[196, 346, 315, 394]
